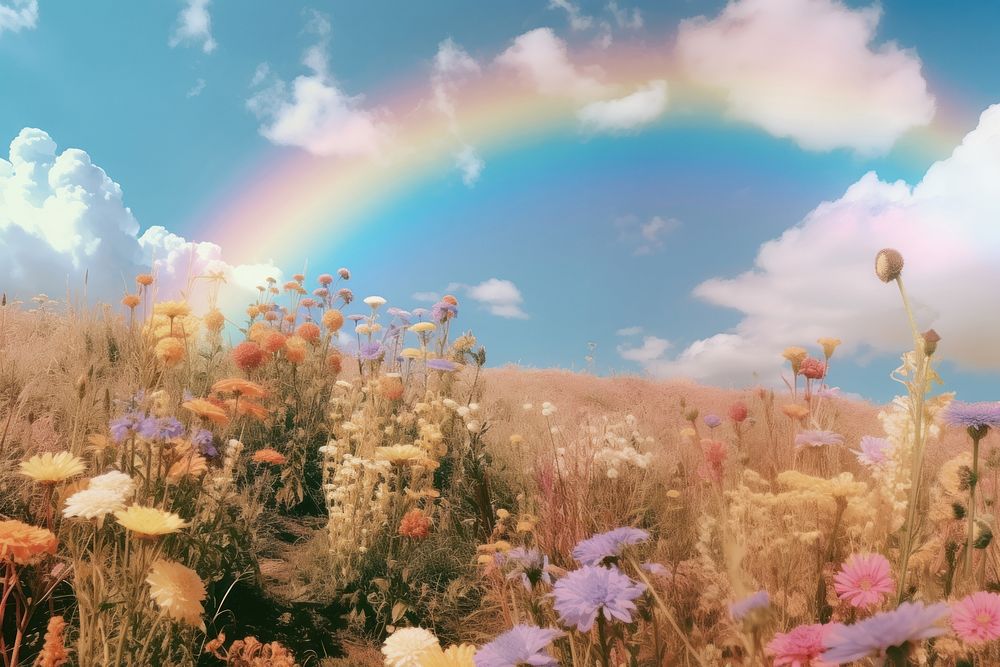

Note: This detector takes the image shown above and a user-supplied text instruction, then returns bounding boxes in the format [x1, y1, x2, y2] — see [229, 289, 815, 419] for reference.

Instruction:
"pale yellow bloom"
[419, 644, 476, 667]
[115, 506, 188, 536]
[146, 559, 206, 628]
[20, 451, 86, 483]
[410, 322, 436, 334]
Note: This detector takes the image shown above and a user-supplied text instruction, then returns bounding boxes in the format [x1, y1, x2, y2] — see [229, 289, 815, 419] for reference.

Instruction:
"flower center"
[858, 577, 872, 591]
[976, 612, 993, 626]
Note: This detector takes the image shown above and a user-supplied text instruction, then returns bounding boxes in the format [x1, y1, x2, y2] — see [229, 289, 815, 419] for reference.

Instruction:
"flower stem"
[965, 434, 983, 580]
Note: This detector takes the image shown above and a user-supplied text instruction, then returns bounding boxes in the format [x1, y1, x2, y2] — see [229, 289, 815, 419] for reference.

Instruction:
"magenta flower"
[766, 623, 834, 666]
[951, 591, 1000, 644]
[833, 553, 895, 609]
[821, 602, 949, 664]
[551, 565, 645, 632]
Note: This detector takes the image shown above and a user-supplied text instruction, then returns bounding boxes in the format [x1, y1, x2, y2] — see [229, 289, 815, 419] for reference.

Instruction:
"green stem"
[966, 435, 983, 580]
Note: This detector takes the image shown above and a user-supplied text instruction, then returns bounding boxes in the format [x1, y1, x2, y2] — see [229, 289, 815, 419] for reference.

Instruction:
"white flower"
[466, 420, 481, 433]
[363, 295, 387, 310]
[88, 470, 135, 497]
[63, 488, 127, 520]
[522, 403, 534, 410]
[381, 627, 440, 667]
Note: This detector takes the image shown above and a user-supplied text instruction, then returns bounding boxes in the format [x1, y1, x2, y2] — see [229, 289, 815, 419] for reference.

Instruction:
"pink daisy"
[952, 591, 1000, 644]
[833, 553, 895, 609]
[766, 623, 834, 666]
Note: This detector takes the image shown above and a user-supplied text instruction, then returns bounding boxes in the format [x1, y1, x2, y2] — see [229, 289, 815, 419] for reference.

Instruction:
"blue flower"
[499, 547, 551, 591]
[109, 411, 143, 443]
[821, 601, 950, 664]
[704, 414, 722, 428]
[729, 590, 770, 622]
[191, 428, 217, 457]
[137, 416, 184, 440]
[474, 625, 561, 667]
[572, 527, 650, 566]
[944, 401, 1000, 431]
[551, 565, 645, 632]
[358, 342, 384, 361]
[432, 300, 458, 321]
[426, 358, 458, 372]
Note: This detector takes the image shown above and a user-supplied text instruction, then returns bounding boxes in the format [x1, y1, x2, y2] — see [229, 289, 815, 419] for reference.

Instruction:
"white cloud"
[169, 0, 216, 54]
[578, 80, 668, 133]
[618, 336, 671, 363]
[616, 325, 643, 336]
[186, 78, 206, 98]
[496, 28, 606, 99]
[616, 214, 679, 254]
[411, 291, 441, 303]
[607, 1, 642, 29]
[0, 0, 37, 34]
[247, 29, 389, 158]
[549, 0, 593, 31]
[0, 128, 277, 310]
[644, 104, 1000, 385]
[455, 144, 484, 186]
[450, 278, 528, 319]
[675, 0, 935, 153]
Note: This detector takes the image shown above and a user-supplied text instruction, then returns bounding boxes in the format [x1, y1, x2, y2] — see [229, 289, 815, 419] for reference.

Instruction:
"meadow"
[0, 248, 998, 666]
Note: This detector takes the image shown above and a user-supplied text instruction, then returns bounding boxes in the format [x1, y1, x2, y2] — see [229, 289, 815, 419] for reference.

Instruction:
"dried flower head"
[875, 248, 904, 282]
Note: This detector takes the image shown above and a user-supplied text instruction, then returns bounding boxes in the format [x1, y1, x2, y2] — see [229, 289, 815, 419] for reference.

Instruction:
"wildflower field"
[0, 249, 996, 667]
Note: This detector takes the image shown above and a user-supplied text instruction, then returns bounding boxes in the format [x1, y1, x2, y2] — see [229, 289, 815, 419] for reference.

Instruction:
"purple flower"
[821, 601, 950, 664]
[387, 307, 411, 321]
[358, 342, 384, 361]
[499, 547, 551, 591]
[641, 562, 670, 577]
[432, 300, 458, 321]
[794, 429, 844, 450]
[704, 414, 722, 428]
[348, 314, 365, 323]
[137, 416, 184, 440]
[944, 401, 1000, 431]
[730, 590, 770, 622]
[474, 625, 562, 667]
[109, 411, 143, 443]
[411, 308, 429, 318]
[552, 565, 645, 632]
[426, 358, 458, 372]
[572, 527, 650, 566]
[855, 436, 891, 469]
[191, 429, 217, 457]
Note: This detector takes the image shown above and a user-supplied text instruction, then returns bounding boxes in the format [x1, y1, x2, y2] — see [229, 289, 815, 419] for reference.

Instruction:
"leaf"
[391, 601, 409, 623]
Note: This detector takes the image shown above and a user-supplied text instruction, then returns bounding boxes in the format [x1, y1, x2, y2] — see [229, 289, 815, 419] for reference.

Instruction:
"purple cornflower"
[855, 436, 891, 469]
[358, 342, 384, 362]
[499, 547, 551, 591]
[411, 308, 429, 319]
[137, 416, 184, 440]
[191, 429, 217, 457]
[426, 358, 458, 372]
[821, 601, 950, 664]
[704, 414, 722, 429]
[387, 307, 411, 321]
[572, 527, 650, 566]
[552, 565, 645, 632]
[109, 411, 143, 443]
[730, 590, 770, 622]
[474, 625, 562, 667]
[794, 429, 844, 450]
[944, 401, 1000, 432]
[432, 300, 458, 321]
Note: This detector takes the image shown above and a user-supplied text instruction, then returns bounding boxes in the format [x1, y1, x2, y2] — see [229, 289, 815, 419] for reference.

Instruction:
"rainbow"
[195, 41, 975, 269]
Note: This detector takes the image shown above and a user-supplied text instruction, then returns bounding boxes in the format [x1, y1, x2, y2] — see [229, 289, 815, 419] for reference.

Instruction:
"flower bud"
[875, 248, 904, 282]
[921, 328, 940, 356]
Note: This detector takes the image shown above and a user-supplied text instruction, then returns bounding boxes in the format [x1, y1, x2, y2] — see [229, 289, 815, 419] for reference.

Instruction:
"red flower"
[728, 401, 748, 423]
[398, 510, 431, 539]
[799, 357, 826, 379]
[232, 342, 266, 373]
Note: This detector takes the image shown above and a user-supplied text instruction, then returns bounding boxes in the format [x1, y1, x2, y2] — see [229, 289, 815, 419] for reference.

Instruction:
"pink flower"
[766, 623, 833, 667]
[833, 553, 894, 609]
[952, 591, 1000, 644]
[799, 358, 826, 379]
[697, 439, 727, 484]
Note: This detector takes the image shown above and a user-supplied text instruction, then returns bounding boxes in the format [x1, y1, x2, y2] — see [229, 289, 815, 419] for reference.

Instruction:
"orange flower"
[326, 352, 343, 374]
[121, 294, 140, 309]
[378, 375, 404, 401]
[260, 330, 287, 354]
[296, 321, 321, 342]
[322, 309, 344, 332]
[232, 341, 266, 372]
[0, 520, 58, 564]
[155, 337, 186, 368]
[136, 273, 154, 287]
[37, 615, 68, 667]
[226, 398, 269, 421]
[182, 398, 230, 425]
[441, 294, 458, 306]
[251, 448, 287, 465]
[284, 336, 307, 364]
[204, 309, 225, 333]
[212, 378, 267, 398]
[782, 404, 810, 420]
[398, 510, 431, 539]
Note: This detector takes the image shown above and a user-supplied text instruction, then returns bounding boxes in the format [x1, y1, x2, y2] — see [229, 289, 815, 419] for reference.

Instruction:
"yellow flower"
[155, 336, 186, 368]
[20, 451, 86, 483]
[375, 444, 426, 465]
[782, 346, 808, 372]
[419, 644, 476, 667]
[203, 309, 225, 333]
[146, 559, 206, 629]
[154, 300, 191, 320]
[115, 506, 188, 536]
[817, 337, 841, 359]
[401, 347, 425, 359]
[410, 322, 436, 334]
[781, 404, 810, 420]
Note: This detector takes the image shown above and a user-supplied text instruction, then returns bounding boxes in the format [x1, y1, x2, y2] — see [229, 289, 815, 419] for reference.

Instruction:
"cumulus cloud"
[411, 291, 441, 303]
[496, 28, 606, 99]
[0, 128, 277, 310]
[431, 38, 486, 186]
[449, 278, 528, 319]
[169, 0, 216, 54]
[618, 336, 671, 363]
[676, 0, 935, 153]
[0, 0, 37, 34]
[643, 104, 1000, 385]
[578, 80, 668, 133]
[548, 0, 593, 31]
[247, 14, 389, 158]
[615, 214, 679, 255]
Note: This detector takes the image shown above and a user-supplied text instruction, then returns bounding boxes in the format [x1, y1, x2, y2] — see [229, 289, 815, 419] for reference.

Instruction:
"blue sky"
[2, 0, 1000, 402]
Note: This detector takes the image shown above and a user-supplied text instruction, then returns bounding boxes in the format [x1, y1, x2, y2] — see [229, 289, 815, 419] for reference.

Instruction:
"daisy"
[951, 591, 1000, 644]
[833, 553, 895, 609]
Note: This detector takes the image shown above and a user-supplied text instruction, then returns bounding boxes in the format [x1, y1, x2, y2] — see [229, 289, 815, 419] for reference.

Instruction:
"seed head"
[875, 248, 904, 282]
